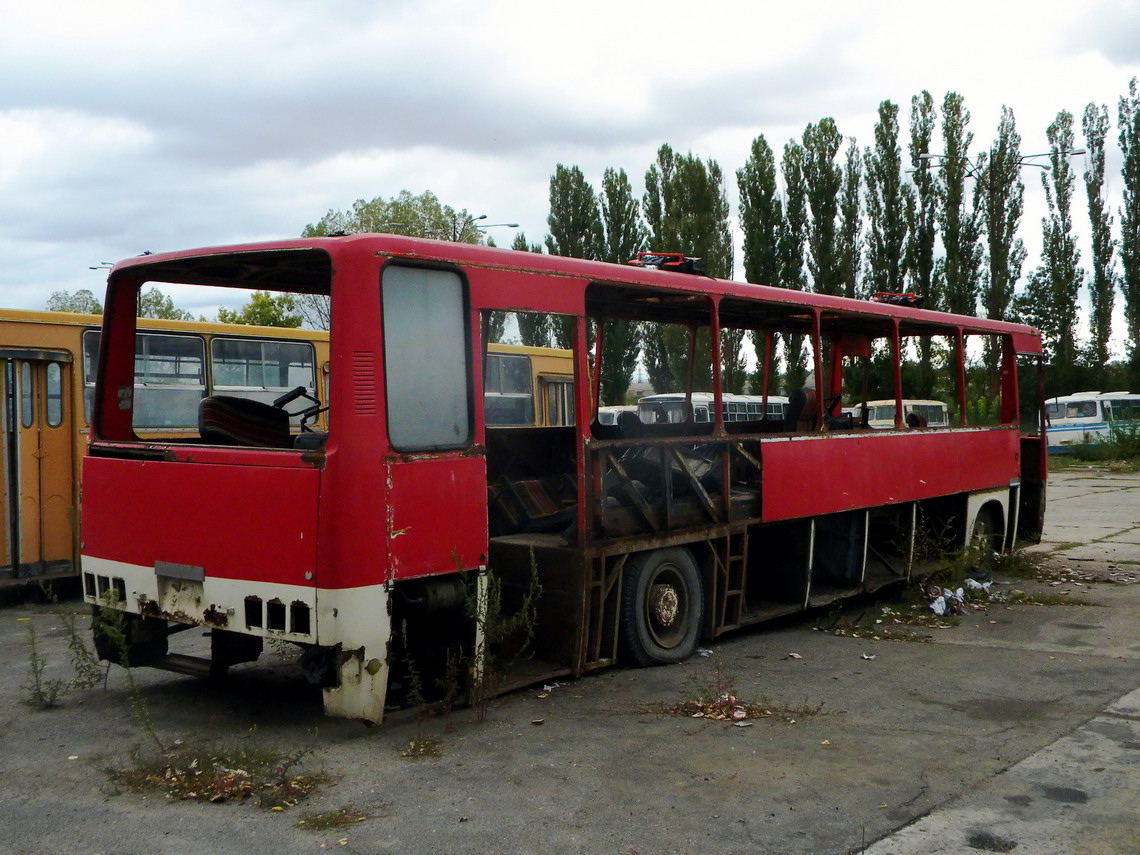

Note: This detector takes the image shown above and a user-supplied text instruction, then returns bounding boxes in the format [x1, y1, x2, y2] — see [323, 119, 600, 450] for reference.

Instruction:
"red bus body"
[82, 235, 1046, 721]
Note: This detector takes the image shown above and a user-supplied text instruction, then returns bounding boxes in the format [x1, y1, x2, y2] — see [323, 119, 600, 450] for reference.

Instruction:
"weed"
[467, 553, 543, 722]
[400, 738, 442, 759]
[21, 624, 66, 709]
[397, 619, 439, 758]
[991, 548, 1047, 580]
[95, 591, 165, 751]
[20, 588, 108, 709]
[295, 804, 376, 831]
[109, 741, 330, 808]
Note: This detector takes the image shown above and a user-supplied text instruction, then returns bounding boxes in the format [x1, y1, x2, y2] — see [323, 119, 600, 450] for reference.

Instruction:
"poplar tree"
[513, 232, 551, 347]
[641, 145, 734, 392]
[937, 92, 983, 317]
[864, 100, 911, 296]
[905, 91, 938, 397]
[1119, 78, 1140, 389]
[1016, 111, 1084, 393]
[546, 164, 602, 348]
[838, 138, 863, 299]
[802, 119, 844, 296]
[780, 140, 810, 390]
[597, 168, 646, 404]
[1083, 102, 1116, 383]
[976, 106, 1026, 329]
[738, 133, 785, 388]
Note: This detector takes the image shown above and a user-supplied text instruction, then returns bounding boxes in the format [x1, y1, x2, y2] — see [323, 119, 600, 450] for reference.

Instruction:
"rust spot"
[202, 604, 229, 628]
[299, 449, 326, 467]
[137, 597, 162, 618]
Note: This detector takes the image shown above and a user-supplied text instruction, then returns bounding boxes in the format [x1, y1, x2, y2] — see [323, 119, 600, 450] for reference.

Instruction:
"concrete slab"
[863, 707, 1140, 855]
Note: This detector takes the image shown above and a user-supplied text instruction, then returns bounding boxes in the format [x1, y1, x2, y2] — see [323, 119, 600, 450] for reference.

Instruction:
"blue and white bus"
[1045, 391, 1140, 453]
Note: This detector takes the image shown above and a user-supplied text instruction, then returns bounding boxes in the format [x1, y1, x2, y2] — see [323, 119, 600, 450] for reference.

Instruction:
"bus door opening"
[1, 353, 74, 580]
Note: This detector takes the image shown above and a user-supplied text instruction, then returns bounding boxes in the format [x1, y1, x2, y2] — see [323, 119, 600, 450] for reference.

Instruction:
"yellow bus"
[483, 342, 574, 427]
[1, 308, 331, 585]
[1, 308, 572, 585]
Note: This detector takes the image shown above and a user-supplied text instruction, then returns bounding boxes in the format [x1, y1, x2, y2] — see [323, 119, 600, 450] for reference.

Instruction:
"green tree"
[1119, 77, 1140, 388]
[738, 133, 785, 388]
[303, 189, 484, 243]
[598, 167, 646, 265]
[1083, 102, 1116, 384]
[838, 137, 863, 299]
[1040, 111, 1085, 391]
[641, 145, 734, 392]
[217, 292, 303, 328]
[546, 165, 602, 348]
[780, 139, 810, 390]
[976, 106, 1026, 331]
[508, 234, 547, 348]
[45, 289, 102, 314]
[802, 119, 845, 296]
[937, 92, 983, 317]
[545, 165, 602, 261]
[138, 287, 194, 321]
[597, 168, 646, 403]
[864, 100, 911, 296]
[906, 90, 940, 398]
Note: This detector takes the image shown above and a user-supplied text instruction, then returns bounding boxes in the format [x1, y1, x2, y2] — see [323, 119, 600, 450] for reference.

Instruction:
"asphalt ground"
[0, 466, 1137, 855]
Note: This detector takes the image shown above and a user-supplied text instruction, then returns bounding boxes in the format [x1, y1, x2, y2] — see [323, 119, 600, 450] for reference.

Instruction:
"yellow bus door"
[1, 353, 74, 580]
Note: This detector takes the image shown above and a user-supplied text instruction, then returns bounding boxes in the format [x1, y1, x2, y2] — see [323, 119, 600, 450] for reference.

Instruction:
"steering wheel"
[272, 386, 327, 431]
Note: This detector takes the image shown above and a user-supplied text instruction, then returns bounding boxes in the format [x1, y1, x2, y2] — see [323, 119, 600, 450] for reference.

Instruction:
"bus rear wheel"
[619, 548, 704, 667]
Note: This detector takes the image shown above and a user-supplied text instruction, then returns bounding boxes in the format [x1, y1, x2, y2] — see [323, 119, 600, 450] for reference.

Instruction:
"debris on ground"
[928, 585, 969, 616]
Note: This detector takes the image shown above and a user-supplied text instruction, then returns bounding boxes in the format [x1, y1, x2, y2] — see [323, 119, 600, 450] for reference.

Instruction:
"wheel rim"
[645, 563, 689, 649]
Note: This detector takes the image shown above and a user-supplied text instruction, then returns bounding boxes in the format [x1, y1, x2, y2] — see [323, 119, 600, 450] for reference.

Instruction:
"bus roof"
[1045, 391, 1139, 403]
[106, 234, 1044, 347]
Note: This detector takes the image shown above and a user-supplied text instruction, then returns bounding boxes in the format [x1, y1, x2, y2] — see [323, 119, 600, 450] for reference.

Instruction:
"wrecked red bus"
[81, 235, 1046, 721]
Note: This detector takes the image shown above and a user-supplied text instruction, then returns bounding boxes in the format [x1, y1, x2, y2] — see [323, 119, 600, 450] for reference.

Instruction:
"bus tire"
[619, 547, 704, 667]
[969, 511, 1001, 582]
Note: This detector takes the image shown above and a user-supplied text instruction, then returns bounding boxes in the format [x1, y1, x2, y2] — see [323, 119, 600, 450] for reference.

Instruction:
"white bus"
[596, 405, 638, 426]
[1044, 391, 1140, 453]
[638, 392, 789, 425]
[846, 400, 950, 430]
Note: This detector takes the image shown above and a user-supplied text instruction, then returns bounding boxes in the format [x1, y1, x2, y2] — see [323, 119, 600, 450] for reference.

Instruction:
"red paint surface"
[760, 428, 1020, 521]
[385, 455, 488, 579]
[82, 456, 319, 587]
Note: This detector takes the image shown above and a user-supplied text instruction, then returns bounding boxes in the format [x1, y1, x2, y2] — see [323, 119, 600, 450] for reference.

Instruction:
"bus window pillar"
[955, 329, 968, 426]
[1000, 336, 1019, 424]
[709, 299, 723, 431]
[811, 312, 824, 430]
[890, 320, 903, 429]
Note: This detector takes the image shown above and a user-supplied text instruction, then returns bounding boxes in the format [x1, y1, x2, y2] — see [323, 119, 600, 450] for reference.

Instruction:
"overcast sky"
[3, 0, 1140, 323]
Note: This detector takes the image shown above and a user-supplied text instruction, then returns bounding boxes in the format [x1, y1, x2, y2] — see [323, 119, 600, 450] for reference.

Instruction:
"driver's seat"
[198, 396, 292, 448]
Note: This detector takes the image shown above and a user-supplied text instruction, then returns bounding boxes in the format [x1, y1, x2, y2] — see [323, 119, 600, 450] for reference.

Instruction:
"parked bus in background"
[596, 405, 638, 426]
[638, 392, 789, 425]
[1044, 391, 1140, 453]
[484, 343, 573, 427]
[854, 399, 950, 430]
[1, 308, 329, 586]
[80, 236, 1047, 722]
